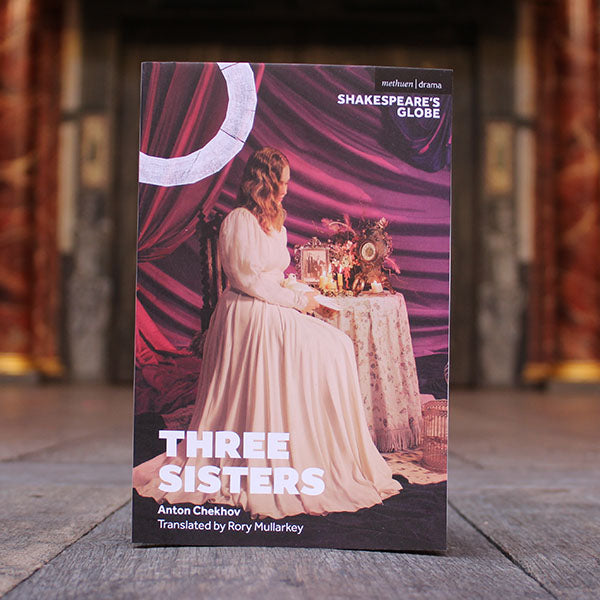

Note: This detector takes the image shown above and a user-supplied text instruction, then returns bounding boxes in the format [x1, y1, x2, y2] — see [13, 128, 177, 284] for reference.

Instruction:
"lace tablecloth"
[322, 293, 422, 452]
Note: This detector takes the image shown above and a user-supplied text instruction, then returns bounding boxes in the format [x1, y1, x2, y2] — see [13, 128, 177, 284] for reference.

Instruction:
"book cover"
[132, 62, 451, 551]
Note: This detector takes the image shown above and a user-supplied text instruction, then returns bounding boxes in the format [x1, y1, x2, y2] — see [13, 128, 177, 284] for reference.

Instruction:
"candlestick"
[326, 272, 334, 288]
[319, 273, 328, 290]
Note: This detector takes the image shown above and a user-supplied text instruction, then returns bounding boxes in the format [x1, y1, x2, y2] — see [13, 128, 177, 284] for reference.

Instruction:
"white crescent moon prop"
[138, 62, 257, 187]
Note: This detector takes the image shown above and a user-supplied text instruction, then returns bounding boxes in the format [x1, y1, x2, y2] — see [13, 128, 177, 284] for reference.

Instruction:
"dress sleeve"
[218, 209, 308, 311]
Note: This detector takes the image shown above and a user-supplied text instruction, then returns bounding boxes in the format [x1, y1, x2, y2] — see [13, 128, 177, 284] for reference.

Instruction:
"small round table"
[321, 292, 422, 452]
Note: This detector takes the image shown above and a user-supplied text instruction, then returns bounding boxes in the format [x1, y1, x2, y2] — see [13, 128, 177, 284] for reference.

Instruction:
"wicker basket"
[421, 400, 448, 473]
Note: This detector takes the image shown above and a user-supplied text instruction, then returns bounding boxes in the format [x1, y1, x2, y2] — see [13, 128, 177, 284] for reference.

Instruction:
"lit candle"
[337, 273, 343, 290]
[319, 272, 328, 290]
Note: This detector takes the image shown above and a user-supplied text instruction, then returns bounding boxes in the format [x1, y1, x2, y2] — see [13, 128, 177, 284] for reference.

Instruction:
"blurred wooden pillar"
[0, 0, 36, 376]
[526, 0, 600, 384]
[553, 0, 600, 381]
[0, 0, 62, 378]
[32, 0, 62, 376]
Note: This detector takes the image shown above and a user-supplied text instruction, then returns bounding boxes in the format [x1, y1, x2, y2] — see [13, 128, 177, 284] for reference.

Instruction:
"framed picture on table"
[296, 240, 330, 284]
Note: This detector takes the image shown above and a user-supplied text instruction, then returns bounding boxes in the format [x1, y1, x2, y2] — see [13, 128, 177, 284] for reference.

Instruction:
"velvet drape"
[135, 63, 451, 415]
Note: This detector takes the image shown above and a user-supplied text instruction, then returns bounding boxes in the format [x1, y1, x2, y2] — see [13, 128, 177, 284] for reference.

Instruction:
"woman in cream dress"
[133, 147, 401, 519]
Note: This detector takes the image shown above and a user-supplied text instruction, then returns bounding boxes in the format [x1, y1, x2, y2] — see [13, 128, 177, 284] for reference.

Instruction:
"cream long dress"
[133, 207, 401, 519]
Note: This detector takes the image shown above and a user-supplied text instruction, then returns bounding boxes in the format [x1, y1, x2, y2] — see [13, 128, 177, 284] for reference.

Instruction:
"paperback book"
[132, 61, 451, 551]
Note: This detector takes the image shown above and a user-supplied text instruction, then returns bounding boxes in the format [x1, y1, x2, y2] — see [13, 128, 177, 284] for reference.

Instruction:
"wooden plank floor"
[0, 385, 598, 599]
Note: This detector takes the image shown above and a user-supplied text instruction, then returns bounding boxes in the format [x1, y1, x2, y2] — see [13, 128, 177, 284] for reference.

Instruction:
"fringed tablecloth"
[322, 293, 423, 452]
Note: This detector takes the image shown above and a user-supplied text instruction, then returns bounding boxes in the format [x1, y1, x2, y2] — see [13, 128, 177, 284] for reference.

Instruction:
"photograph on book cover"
[132, 62, 451, 552]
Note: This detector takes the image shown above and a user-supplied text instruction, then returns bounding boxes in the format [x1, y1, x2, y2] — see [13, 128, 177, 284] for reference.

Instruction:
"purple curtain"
[135, 63, 451, 416]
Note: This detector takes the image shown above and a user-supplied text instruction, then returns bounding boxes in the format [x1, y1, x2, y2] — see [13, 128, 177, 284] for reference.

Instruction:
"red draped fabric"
[135, 63, 265, 413]
[135, 63, 450, 416]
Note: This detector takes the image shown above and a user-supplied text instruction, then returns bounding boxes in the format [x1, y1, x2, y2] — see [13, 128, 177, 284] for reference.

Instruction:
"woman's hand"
[302, 290, 320, 313]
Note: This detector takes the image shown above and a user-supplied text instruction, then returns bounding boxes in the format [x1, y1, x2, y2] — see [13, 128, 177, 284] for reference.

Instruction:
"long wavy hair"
[237, 147, 289, 233]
